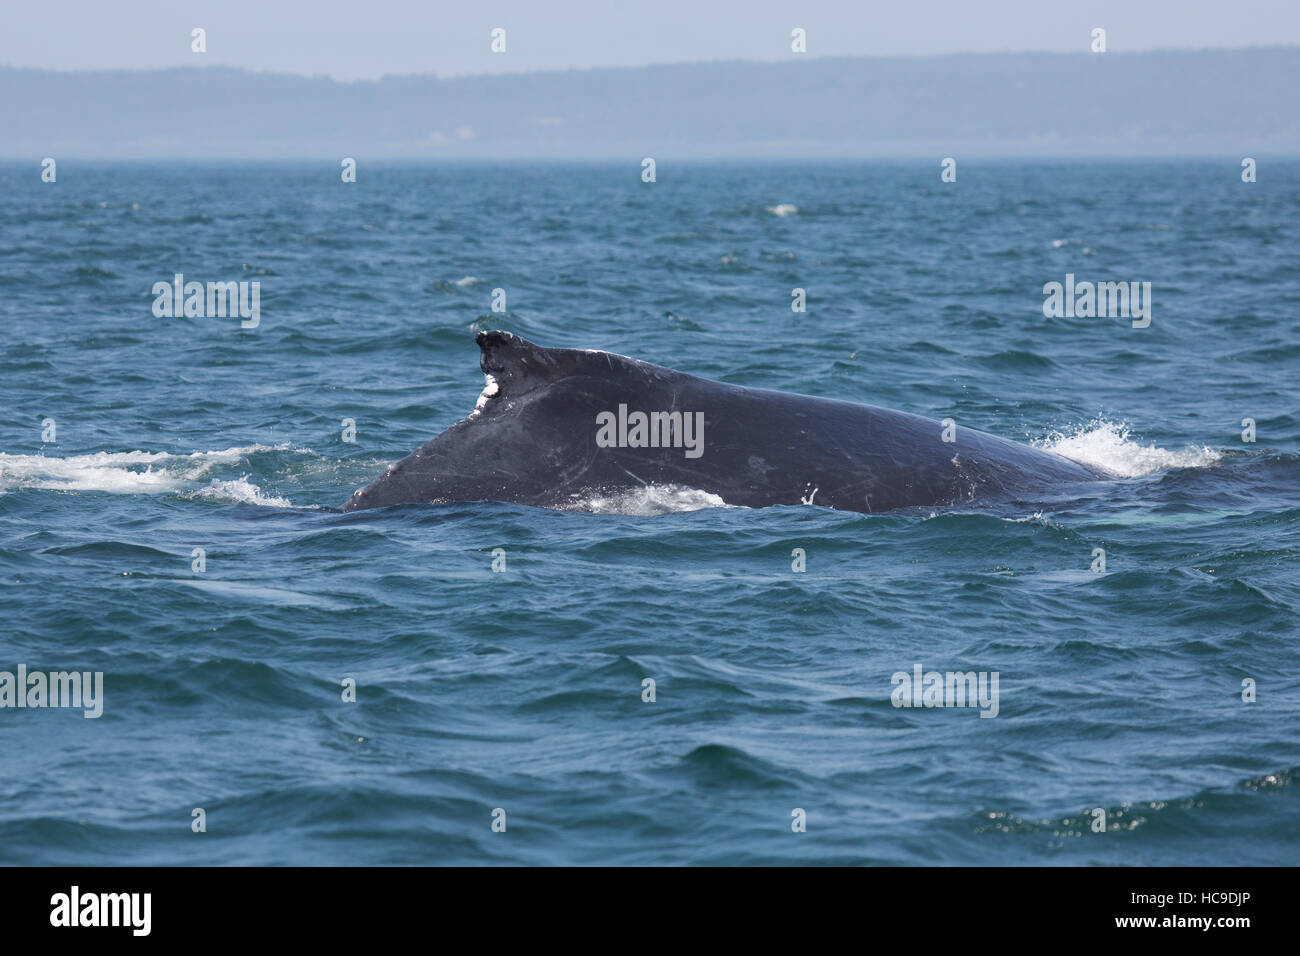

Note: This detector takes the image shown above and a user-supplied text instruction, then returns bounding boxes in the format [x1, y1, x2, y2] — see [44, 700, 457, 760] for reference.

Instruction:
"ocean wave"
[183, 578, 347, 607]
[183, 477, 297, 508]
[973, 766, 1298, 839]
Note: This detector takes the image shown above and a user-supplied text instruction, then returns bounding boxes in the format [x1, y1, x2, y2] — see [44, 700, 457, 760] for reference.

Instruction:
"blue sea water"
[0, 160, 1297, 865]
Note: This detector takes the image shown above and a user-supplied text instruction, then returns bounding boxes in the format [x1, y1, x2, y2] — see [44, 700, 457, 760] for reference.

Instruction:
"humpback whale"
[342, 331, 1107, 514]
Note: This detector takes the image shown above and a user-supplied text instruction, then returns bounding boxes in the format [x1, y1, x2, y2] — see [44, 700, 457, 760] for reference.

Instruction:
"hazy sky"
[3, 0, 1297, 80]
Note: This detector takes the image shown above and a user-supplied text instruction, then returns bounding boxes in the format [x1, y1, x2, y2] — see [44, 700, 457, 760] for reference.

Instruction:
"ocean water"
[0, 160, 1296, 865]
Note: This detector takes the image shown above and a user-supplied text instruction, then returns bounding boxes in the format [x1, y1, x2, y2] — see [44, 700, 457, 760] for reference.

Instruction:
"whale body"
[342, 330, 1107, 514]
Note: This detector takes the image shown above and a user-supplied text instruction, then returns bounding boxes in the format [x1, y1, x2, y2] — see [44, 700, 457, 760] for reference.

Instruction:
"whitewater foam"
[185, 477, 296, 508]
[563, 484, 730, 516]
[0, 444, 301, 505]
[1036, 420, 1222, 478]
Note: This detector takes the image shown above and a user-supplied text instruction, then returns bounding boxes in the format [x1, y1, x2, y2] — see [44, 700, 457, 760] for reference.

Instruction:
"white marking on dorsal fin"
[467, 373, 500, 419]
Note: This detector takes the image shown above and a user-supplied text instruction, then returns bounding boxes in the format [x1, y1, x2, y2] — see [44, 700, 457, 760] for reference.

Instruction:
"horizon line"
[3, 42, 1296, 85]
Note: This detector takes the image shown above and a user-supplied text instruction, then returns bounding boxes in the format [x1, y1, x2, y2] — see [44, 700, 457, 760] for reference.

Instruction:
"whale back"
[342, 332, 1105, 513]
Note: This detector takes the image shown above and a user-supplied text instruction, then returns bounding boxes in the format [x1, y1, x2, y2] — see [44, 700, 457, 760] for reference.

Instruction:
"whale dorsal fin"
[476, 330, 567, 398]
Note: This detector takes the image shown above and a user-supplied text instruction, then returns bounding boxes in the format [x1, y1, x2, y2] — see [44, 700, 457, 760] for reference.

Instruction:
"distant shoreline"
[4, 48, 1298, 160]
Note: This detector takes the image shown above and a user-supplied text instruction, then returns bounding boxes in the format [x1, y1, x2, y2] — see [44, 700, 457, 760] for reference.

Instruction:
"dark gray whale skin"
[341, 330, 1107, 514]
